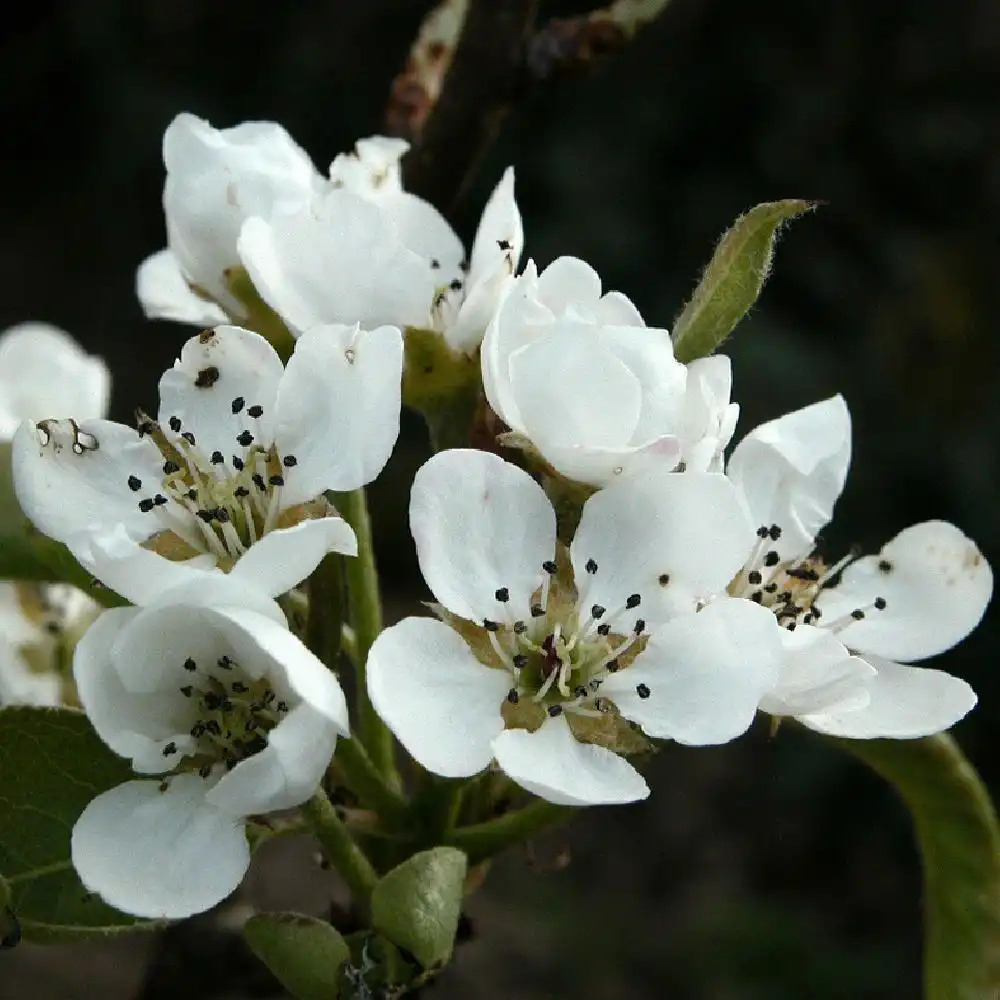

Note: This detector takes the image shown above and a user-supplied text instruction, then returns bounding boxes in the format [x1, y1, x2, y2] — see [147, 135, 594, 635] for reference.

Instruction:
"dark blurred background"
[1, 1, 998, 997]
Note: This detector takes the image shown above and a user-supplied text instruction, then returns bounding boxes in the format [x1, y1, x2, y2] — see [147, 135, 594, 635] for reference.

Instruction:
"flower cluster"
[1, 111, 992, 923]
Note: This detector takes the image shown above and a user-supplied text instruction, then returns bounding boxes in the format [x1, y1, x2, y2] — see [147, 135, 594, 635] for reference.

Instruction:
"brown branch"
[527, 0, 674, 82]
[398, 0, 538, 216]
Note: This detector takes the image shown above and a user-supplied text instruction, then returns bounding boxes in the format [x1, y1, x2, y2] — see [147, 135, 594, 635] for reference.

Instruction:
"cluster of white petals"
[70, 574, 349, 918]
[481, 257, 738, 485]
[12, 322, 402, 601]
[139, 114, 523, 355]
[0, 322, 108, 705]
[368, 449, 784, 806]
[0, 108, 992, 927]
[724, 395, 990, 738]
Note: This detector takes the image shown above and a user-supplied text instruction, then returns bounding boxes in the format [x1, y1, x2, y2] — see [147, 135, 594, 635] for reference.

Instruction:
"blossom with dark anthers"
[479, 256, 737, 486]
[239, 136, 523, 353]
[11, 323, 403, 601]
[69, 575, 349, 919]
[725, 395, 991, 738]
[366, 449, 783, 807]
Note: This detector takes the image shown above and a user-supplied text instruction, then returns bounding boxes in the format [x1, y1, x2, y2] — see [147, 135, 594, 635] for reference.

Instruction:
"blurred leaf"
[828, 732, 1000, 999]
[371, 847, 467, 969]
[244, 912, 350, 1000]
[0, 444, 124, 606]
[672, 199, 815, 363]
[0, 706, 156, 940]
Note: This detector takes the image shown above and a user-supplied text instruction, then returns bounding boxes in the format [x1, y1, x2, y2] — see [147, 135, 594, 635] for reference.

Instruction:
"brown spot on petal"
[194, 365, 220, 388]
[198, 329, 217, 344]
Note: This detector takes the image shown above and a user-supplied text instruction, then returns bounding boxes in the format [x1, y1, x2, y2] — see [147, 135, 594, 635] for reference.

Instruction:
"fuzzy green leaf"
[827, 732, 1000, 999]
[672, 199, 815, 363]
[0, 706, 156, 940]
[245, 912, 350, 1000]
[371, 847, 467, 969]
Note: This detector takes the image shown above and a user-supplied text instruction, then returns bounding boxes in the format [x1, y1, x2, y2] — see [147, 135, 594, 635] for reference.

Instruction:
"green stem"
[301, 789, 378, 903]
[334, 738, 410, 828]
[446, 799, 575, 864]
[335, 489, 397, 785]
[411, 773, 466, 847]
[306, 554, 344, 669]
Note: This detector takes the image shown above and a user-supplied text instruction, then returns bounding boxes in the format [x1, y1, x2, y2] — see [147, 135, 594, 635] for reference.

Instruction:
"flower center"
[129, 403, 299, 567]
[160, 652, 290, 783]
[477, 557, 651, 734]
[729, 523, 888, 632]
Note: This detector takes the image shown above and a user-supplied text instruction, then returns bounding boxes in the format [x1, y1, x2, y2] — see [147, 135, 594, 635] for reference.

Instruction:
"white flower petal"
[446, 266, 516, 355]
[815, 520, 992, 662]
[0, 323, 110, 440]
[367, 617, 509, 778]
[206, 702, 340, 815]
[727, 395, 851, 560]
[410, 450, 556, 623]
[136, 250, 229, 327]
[535, 257, 603, 314]
[595, 324, 686, 445]
[509, 326, 642, 452]
[679, 355, 738, 473]
[492, 714, 648, 806]
[466, 168, 523, 290]
[12, 418, 164, 549]
[572, 470, 754, 625]
[528, 434, 680, 489]
[208, 606, 349, 733]
[800, 654, 977, 739]
[377, 191, 464, 273]
[229, 516, 357, 598]
[0, 582, 41, 646]
[238, 190, 434, 335]
[164, 112, 321, 309]
[600, 598, 781, 745]
[158, 325, 284, 459]
[79, 526, 220, 606]
[592, 291, 644, 326]
[329, 135, 408, 193]
[759, 624, 875, 717]
[273, 323, 403, 506]
[72, 777, 249, 919]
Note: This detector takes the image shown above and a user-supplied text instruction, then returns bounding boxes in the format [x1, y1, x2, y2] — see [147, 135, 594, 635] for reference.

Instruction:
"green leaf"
[371, 847, 467, 969]
[244, 912, 350, 1000]
[0, 444, 125, 606]
[826, 732, 1000, 999]
[672, 199, 815, 363]
[0, 706, 157, 940]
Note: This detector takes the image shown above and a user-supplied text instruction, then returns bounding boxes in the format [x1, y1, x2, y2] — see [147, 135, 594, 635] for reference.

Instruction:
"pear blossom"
[0, 322, 108, 704]
[725, 395, 991, 738]
[367, 449, 784, 807]
[12, 323, 403, 601]
[480, 257, 737, 486]
[0, 583, 99, 706]
[239, 135, 523, 353]
[0, 322, 110, 439]
[69, 574, 349, 919]
[137, 112, 324, 327]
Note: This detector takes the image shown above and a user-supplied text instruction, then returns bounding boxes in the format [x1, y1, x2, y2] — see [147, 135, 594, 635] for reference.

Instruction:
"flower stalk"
[336, 489, 399, 786]
[301, 788, 379, 903]
[446, 798, 575, 864]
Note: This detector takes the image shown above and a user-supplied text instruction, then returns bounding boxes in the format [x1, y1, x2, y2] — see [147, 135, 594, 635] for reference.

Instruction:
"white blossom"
[137, 112, 324, 326]
[12, 324, 403, 601]
[726, 395, 991, 738]
[69, 575, 349, 919]
[239, 135, 523, 353]
[367, 449, 783, 807]
[0, 322, 108, 704]
[0, 322, 109, 440]
[480, 257, 736, 486]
